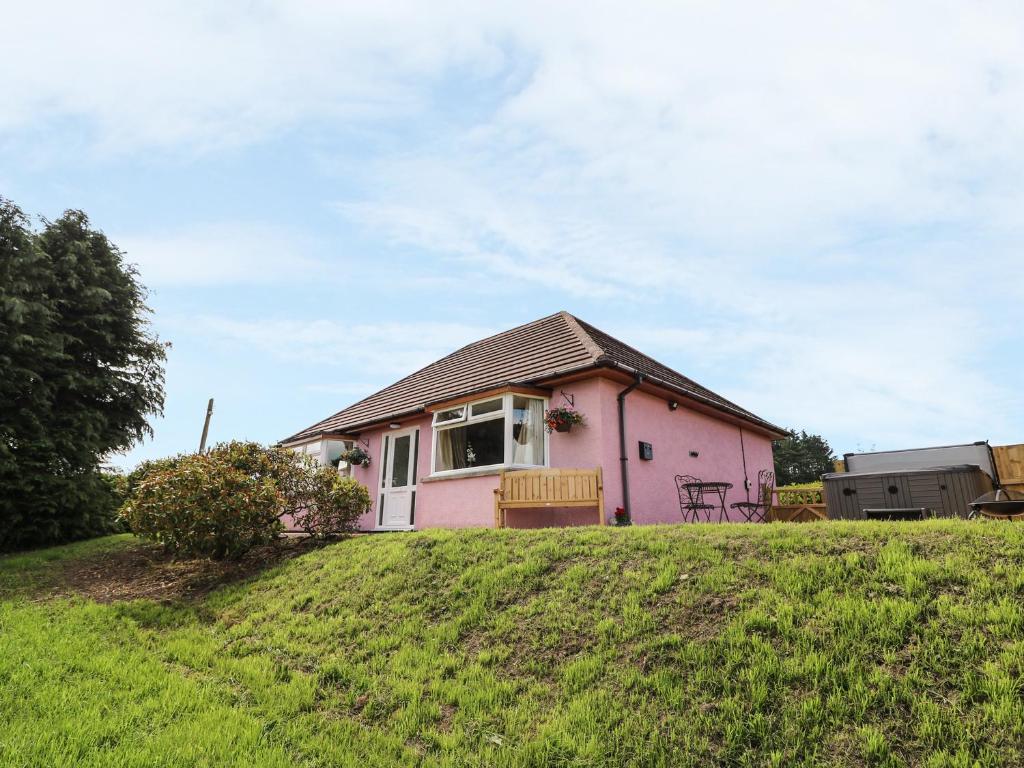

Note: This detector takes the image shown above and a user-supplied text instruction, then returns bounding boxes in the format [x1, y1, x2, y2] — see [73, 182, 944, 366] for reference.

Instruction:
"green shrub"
[290, 474, 371, 538]
[121, 453, 282, 559]
[211, 441, 369, 537]
[122, 456, 184, 498]
[120, 442, 371, 557]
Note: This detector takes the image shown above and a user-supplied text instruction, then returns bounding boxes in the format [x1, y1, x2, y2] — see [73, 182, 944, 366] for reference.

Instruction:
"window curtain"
[513, 399, 545, 465]
[437, 427, 468, 471]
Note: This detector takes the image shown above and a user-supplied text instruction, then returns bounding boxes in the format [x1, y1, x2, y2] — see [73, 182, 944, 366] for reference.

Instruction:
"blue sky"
[3, 2, 1022, 466]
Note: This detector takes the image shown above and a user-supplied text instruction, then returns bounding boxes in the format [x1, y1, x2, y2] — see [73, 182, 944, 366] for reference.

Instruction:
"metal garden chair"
[729, 469, 775, 523]
[675, 474, 716, 522]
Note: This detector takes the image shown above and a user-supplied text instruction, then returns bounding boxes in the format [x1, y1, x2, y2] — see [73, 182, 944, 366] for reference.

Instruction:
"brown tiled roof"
[282, 311, 783, 443]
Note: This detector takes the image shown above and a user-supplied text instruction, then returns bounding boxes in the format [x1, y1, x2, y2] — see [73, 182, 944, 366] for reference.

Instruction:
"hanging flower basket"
[544, 406, 586, 434]
[339, 446, 371, 467]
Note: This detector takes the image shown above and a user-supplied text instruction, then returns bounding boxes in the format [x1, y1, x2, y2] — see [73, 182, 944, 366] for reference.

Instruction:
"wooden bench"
[493, 467, 605, 528]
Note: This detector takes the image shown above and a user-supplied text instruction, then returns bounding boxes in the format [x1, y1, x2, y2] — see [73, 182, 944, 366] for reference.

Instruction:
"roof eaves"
[283, 405, 430, 444]
[597, 359, 787, 437]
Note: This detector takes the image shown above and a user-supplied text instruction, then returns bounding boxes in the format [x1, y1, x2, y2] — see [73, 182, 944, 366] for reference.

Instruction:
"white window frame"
[430, 393, 549, 477]
[470, 398, 504, 417]
[289, 438, 353, 476]
[377, 427, 419, 530]
[432, 405, 467, 426]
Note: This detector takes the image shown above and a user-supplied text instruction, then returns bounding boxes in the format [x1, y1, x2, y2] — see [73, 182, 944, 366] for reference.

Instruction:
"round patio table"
[683, 481, 733, 522]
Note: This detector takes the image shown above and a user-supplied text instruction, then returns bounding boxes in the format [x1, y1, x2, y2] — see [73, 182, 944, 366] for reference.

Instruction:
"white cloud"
[337, 198, 659, 299]
[6, 1, 1023, 452]
[605, 283, 1019, 452]
[116, 224, 325, 286]
[317, 2, 1024, 297]
[187, 315, 496, 383]
[317, 4, 1024, 451]
[2, 1, 505, 155]
[12, 3, 1024, 259]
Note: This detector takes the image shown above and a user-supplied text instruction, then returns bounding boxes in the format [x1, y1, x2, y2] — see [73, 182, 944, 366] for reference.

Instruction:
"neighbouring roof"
[282, 311, 784, 443]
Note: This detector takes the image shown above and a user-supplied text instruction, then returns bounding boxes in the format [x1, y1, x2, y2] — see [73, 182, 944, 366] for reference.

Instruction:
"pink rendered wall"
[348, 414, 434, 530]
[349, 414, 507, 530]
[349, 379, 612, 530]
[347, 423, 384, 530]
[344, 375, 774, 530]
[351, 414, 507, 530]
[507, 376, 630, 524]
[595, 378, 775, 524]
[547, 377, 606, 470]
[507, 377, 607, 528]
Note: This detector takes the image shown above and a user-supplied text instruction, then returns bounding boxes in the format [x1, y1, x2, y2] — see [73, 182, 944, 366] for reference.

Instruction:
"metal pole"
[198, 398, 214, 453]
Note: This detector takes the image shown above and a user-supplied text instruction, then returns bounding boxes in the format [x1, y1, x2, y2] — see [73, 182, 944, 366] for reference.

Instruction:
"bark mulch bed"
[44, 537, 325, 604]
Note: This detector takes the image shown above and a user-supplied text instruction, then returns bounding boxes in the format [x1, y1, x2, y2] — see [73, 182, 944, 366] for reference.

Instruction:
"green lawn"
[3, 522, 1024, 766]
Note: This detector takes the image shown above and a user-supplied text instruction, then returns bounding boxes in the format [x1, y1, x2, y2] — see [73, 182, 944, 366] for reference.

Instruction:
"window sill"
[422, 465, 546, 483]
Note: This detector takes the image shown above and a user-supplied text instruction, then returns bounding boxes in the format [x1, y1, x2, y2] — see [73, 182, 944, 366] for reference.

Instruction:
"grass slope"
[3, 522, 1024, 767]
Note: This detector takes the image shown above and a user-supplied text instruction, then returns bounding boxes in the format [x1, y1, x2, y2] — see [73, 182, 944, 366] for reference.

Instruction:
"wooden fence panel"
[994, 444, 1024, 492]
[769, 487, 827, 522]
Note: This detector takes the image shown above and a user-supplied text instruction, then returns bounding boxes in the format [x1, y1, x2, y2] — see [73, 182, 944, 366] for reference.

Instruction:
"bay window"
[511, 396, 545, 465]
[290, 438, 351, 475]
[432, 393, 547, 474]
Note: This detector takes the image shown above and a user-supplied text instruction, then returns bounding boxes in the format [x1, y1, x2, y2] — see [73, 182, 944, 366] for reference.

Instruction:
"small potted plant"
[614, 506, 630, 526]
[339, 446, 371, 468]
[544, 406, 586, 433]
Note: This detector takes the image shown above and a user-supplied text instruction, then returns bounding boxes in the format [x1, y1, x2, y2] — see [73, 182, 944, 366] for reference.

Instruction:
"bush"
[290, 474, 371, 538]
[122, 456, 183, 497]
[120, 441, 371, 558]
[210, 441, 369, 538]
[121, 453, 282, 559]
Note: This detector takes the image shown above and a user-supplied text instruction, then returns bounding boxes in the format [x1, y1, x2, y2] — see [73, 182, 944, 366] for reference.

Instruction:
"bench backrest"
[498, 467, 602, 505]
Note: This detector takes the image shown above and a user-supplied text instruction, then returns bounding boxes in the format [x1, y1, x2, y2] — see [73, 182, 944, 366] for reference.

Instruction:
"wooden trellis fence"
[768, 486, 827, 522]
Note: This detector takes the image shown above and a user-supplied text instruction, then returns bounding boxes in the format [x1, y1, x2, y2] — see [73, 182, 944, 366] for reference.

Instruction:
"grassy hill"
[3, 522, 1024, 767]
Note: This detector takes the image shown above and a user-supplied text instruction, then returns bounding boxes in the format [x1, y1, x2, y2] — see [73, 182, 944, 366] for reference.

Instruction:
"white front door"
[378, 428, 418, 529]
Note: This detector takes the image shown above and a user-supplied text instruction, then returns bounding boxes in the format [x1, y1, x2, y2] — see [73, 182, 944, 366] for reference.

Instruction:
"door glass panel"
[411, 430, 419, 484]
[390, 434, 411, 488]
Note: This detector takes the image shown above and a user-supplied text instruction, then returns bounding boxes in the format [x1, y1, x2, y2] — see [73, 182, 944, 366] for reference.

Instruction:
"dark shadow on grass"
[31, 536, 340, 604]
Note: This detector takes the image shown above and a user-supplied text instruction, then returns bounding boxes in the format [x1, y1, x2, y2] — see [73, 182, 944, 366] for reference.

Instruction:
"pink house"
[281, 312, 785, 529]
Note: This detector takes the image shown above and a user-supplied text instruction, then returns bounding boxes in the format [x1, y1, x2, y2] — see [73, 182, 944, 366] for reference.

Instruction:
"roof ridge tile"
[559, 311, 605, 362]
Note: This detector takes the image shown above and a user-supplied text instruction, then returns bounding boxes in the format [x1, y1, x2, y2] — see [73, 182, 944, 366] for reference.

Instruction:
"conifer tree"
[0, 199, 166, 549]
